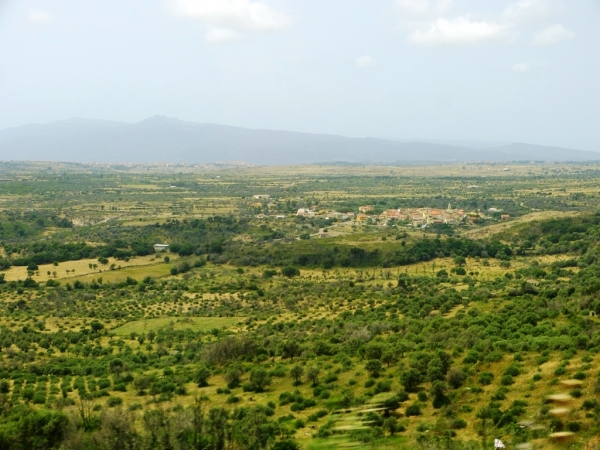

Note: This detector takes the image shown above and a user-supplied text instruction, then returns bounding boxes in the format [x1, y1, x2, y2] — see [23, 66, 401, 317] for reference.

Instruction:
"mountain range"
[0, 116, 597, 165]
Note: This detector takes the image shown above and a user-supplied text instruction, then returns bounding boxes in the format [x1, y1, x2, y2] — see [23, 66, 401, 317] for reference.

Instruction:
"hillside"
[1, 116, 598, 164]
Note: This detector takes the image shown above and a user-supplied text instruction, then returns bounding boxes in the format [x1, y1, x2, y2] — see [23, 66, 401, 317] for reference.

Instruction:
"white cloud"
[395, 0, 452, 18]
[28, 9, 52, 23]
[512, 61, 548, 73]
[167, 0, 291, 43]
[503, 0, 564, 24]
[408, 17, 515, 47]
[533, 24, 574, 45]
[355, 55, 375, 69]
[512, 62, 533, 73]
[206, 27, 242, 43]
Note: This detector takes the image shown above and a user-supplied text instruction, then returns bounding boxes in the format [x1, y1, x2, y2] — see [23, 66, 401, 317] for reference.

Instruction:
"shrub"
[307, 410, 328, 422]
[451, 418, 467, 429]
[32, 393, 46, 404]
[447, 368, 467, 389]
[478, 372, 494, 386]
[504, 364, 520, 377]
[582, 399, 598, 410]
[107, 396, 123, 407]
[271, 440, 301, 450]
[281, 266, 300, 278]
[405, 404, 421, 416]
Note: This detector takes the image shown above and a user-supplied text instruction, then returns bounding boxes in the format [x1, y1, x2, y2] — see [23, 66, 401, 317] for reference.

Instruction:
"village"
[251, 195, 510, 228]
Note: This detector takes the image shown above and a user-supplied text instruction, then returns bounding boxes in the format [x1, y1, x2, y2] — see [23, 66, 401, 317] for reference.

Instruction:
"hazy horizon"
[1, 1, 599, 152]
[0, 114, 590, 153]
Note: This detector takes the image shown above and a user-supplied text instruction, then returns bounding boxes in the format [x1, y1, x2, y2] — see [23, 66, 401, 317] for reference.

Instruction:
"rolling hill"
[0, 116, 597, 164]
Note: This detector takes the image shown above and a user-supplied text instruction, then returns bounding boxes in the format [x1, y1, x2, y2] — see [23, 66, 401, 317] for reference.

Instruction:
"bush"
[451, 418, 467, 429]
[554, 366, 567, 376]
[307, 410, 328, 422]
[281, 266, 300, 278]
[405, 403, 421, 416]
[582, 399, 598, 410]
[478, 372, 494, 385]
[107, 396, 123, 407]
[447, 368, 466, 389]
[504, 364, 520, 377]
[271, 440, 300, 450]
[32, 393, 46, 404]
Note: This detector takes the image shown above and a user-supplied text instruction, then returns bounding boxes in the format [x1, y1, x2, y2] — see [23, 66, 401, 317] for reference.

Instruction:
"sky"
[1, 0, 599, 151]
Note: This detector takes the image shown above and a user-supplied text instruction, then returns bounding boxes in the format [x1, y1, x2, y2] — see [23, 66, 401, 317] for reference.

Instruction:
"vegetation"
[0, 162, 598, 449]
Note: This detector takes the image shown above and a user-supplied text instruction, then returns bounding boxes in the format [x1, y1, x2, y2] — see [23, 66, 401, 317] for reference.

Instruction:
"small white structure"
[253, 195, 270, 200]
[153, 244, 170, 252]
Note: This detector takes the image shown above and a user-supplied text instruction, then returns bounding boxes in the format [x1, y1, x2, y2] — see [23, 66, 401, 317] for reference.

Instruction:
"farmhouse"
[153, 244, 170, 252]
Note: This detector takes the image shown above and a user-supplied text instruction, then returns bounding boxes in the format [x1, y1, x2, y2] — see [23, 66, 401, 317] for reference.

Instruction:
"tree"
[395, 340, 413, 358]
[306, 366, 320, 387]
[382, 349, 398, 368]
[400, 368, 422, 392]
[454, 255, 466, 265]
[383, 417, 399, 436]
[290, 365, 304, 386]
[249, 367, 270, 392]
[280, 340, 303, 360]
[108, 359, 124, 375]
[195, 365, 211, 387]
[133, 375, 152, 392]
[206, 407, 230, 450]
[281, 266, 300, 278]
[90, 320, 104, 333]
[225, 364, 242, 389]
[447, 368, 467, 389]
[365, 359, 383, 378]
[0, 407, 69, 449]
[272, 440, 301, 450]
[430, 380, 448, 408]
[98, 408, 139, 450]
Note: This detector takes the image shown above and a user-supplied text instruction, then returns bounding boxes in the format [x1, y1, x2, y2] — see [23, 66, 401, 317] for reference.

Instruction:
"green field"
[0, 162, 600, 449]
[111, 316, 246, 335]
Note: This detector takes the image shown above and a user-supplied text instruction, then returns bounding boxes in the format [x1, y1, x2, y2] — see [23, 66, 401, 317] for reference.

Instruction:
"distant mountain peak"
[0, 116, 597, 165]
[135, 115, 187, 126]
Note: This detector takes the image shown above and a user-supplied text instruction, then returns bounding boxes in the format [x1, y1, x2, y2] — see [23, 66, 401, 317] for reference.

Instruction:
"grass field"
[110, 316, 246, 335]
[3, 253, 180, 282]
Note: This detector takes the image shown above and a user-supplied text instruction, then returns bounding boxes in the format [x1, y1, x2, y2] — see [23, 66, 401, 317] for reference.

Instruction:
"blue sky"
[1, 0, 599, 151]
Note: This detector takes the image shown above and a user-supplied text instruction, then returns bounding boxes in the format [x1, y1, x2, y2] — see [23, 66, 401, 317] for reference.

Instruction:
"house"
[359, 205, 374, 213]
[154, 244, 170, 252]
[501, 214, 511, 220]
[356, 214, 369, 223]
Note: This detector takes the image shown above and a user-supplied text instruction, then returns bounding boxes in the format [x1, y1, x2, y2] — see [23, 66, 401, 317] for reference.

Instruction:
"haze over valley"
[1, 116, 597, 165]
